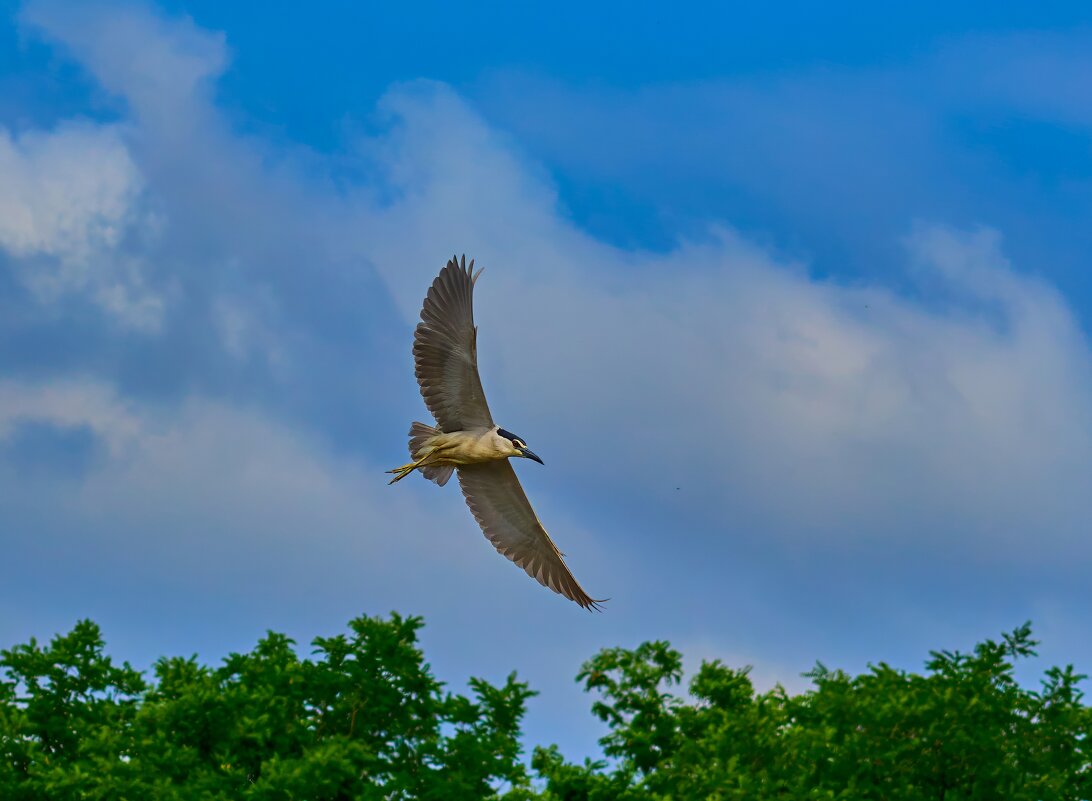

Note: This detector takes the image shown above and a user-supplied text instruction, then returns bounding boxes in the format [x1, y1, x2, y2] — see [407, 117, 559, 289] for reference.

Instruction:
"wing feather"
[457, 461, 603, 611]
[413, 255, 493, 432]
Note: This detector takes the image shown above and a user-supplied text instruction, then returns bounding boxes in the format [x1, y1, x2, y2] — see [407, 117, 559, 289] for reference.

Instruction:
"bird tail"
[408, 422, 454, 487]
[408, 421, 438, 457]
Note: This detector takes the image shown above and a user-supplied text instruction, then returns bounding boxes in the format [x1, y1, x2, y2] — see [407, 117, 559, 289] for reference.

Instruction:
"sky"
[2, 0, 1092, 761]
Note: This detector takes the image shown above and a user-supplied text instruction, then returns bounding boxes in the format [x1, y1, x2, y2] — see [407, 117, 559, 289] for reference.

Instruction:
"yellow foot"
[386, 461, 420, 485]
[387, 447, 439, 485]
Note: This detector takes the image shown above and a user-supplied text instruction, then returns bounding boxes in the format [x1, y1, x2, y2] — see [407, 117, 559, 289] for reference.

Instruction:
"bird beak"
[519, 447, 544, 465]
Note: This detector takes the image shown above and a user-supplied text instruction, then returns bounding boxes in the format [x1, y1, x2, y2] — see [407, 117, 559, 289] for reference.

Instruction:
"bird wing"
[457, 461, 603, 610]
[413, 255, 494, 432]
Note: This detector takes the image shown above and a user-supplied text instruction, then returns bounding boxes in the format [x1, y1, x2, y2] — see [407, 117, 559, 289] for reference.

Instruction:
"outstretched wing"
[457, 461, 603, 610]
[413, 255, 494, 433]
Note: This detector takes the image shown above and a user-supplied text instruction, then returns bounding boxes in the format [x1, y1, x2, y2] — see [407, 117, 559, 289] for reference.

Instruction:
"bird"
[388, 255, 604, 611]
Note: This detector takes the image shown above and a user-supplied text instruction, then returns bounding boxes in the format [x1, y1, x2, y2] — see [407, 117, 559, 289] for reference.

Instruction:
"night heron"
[388, 255, 604, 611]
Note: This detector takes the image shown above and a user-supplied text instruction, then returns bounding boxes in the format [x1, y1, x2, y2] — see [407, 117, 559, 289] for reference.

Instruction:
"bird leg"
[385, 461, 420, 484]
[385, 451, 433, 485]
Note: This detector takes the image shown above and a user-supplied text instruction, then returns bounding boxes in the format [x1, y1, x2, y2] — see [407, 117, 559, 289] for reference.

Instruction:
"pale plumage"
[388, 255, 603, 611]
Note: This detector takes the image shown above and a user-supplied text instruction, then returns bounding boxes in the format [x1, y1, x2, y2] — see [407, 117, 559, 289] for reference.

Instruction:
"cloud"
[472, 30, 1092, 286]
[7, 1, 381, 371]
[19, 0, 227, 123]
[0, 378, 487, 599]
[0, 123, 136, 262]
[344, 80, 1092, 569]
[11, 0, 1092, 572]
[0, 121, 161, 328]
[0, 0, 234, 331]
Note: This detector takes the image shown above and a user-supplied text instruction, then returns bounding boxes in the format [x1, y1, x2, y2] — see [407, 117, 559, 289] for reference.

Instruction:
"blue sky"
[3, 0, 1092, 760]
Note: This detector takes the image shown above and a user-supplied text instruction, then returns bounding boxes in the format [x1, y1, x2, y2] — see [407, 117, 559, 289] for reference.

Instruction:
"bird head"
[496, 428, 544, 464]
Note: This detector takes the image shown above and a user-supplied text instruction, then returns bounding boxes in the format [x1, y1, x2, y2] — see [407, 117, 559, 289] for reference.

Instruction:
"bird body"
[388, 425, 534, 485]
[387, 255, 603, 610]
[416, 426, 524, 466]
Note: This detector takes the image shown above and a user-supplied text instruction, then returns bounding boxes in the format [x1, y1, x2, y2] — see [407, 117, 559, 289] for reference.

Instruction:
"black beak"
[519, 447, 544, 465]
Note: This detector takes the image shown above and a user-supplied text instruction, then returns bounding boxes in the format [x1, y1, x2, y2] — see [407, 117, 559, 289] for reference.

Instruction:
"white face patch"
[496, 427, 526, 451]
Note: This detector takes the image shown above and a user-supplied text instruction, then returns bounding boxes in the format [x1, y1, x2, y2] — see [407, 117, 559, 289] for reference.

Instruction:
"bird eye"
[514, 440, 525, 449]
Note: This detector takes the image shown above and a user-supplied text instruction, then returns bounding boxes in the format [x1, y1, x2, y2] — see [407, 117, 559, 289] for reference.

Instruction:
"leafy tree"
[533, 622, 1092, 800]
[0, 619, 146, 800]
[0, 613, 534, 800]
[2, 617, 1089, 799]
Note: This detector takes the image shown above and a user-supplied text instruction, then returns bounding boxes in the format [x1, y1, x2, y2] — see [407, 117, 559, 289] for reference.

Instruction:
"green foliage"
[0, 613, 534, 800]
[534, 621, 1092, 800]
[0, 620, 147, 800]
[1, 617, 1089, 800]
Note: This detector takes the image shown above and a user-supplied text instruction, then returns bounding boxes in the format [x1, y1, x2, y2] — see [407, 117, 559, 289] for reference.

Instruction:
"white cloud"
[0, 380, 140, 449]
[0, 123, 137, 262]
[345, 83, 1092, 566]
[0, 379, 486, 596]
[20, 0, 227, 123]
[0, 121, 162, 329]
[15, 0, 1092, 571]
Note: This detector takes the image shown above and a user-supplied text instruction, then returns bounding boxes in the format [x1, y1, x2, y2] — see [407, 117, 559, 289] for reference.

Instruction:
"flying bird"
[388, 255, 604, 611]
